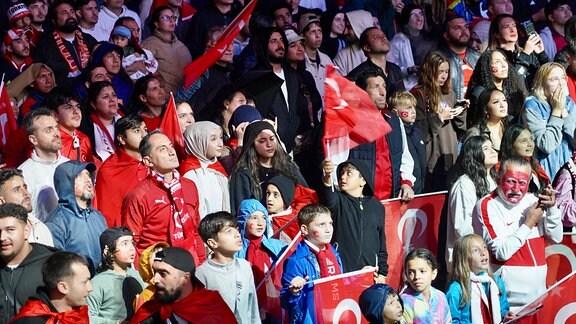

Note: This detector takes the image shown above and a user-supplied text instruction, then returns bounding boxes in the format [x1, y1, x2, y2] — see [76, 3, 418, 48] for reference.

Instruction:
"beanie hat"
[111, 25, 132, 40]
[266, 175, 296, 207]
[91, 42, 124, 65]
[359, 284, 403, 324]
[100, 226, 133, 251]
[399, 4, 423, 28]
[153, 247, 196, 273]
[241, 120, 277, 151]
[229, 105, 262, 135]
[8, 3, 31, 26]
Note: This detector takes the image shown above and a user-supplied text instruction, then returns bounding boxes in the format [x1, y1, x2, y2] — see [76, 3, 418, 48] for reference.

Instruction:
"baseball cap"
[3, 28, 31, 47]
[298, 13, 321, 34]
[99, 226, 133, 251]
[284, 29, 304, 44]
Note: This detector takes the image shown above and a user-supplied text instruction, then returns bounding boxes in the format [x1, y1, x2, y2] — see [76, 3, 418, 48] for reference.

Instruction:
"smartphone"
[455, 99, 468, 109]
[521, 20, 536, 36]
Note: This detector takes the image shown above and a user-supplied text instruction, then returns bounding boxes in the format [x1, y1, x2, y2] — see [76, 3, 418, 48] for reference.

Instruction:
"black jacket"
[0, 243, 56, 324]
[318, 159, 388, 276]
[404, 123, 427, 194]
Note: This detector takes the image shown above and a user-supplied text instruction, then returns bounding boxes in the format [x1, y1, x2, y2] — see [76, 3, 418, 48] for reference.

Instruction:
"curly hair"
[466, 48, 527, 120]
[418, 51, 451, 113]
[454, 136, 498, 199]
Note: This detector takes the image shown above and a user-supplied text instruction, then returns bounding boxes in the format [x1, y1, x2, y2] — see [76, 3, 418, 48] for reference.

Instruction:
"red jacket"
[121, 175, 206, 266]
[95, 148, 147, 227]
[59, 129, 94, 162]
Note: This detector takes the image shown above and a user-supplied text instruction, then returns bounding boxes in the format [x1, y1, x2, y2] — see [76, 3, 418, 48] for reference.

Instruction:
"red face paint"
[499, 170, 530, 204]
[248, 223, 256, 230]
[400, 111, 410, 118]
[313, 230, 320, 237]
[491, 66, 499, 73]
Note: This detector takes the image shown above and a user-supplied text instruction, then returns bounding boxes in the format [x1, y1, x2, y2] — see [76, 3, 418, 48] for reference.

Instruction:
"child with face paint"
[390, 91, 427, 194]
[280, 204, 344, 323]
[472, 157, 563, 315]
[265, 175, 319, 242]
[235, 198, 286, 315]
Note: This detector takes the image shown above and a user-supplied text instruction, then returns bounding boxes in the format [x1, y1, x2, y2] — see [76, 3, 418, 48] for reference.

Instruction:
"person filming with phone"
[488, 14, 549, 88]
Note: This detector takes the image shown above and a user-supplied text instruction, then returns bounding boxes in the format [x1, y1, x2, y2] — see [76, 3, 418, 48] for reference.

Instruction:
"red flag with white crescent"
[182, 0, 257, 89]
[382, 192, 447, 290]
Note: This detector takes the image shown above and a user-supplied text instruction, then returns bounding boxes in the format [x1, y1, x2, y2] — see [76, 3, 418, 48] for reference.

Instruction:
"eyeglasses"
[159, 15, 177, 22]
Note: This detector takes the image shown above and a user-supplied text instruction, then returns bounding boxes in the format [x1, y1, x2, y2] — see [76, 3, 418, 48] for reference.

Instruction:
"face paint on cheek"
[313, 230, 320, 237]
[400, 111, 410, 118]
[491, 66, 499, 73]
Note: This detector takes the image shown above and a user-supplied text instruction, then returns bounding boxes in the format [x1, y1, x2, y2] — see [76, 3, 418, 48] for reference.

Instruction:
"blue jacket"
[523, 95, 576, 180]
[445, 274, 510, 324]
[280, 241, 343, 324]
[45, 161, 107, 274]
[236, 199, 286, 260]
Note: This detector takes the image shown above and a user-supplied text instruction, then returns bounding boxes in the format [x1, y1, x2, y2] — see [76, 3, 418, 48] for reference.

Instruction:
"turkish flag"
[382, 192, 447, 290]
[312, 267, 374, 323]
[257, 232, 301, 322]
[182, 0, 257, 89]
[322, 65, 391, 160]
[507, 271, 576, 324]
[0, 76, 17, 148]
[159, 92, 186, 159]
[546, 234, 576, 287]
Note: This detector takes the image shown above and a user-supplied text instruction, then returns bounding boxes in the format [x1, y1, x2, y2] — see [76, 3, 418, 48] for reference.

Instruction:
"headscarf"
[183, 121, 221, 164]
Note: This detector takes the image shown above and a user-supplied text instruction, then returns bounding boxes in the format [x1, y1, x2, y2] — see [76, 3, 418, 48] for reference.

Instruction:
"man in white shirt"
[95, 0, 141, 42]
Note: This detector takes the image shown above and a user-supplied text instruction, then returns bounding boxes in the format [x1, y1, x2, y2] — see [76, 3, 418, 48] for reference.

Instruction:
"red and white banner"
[158, 92, 186, 159]
[182, 0, 257, 89]
[506, 270, 576, 324]
[312, 267, 374, 324]
[546, 234, 576, 287]
[0, 74, 17, 147]
[382, 192, 447, 290]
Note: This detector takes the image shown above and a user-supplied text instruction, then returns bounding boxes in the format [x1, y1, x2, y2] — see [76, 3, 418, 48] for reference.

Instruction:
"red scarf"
[179, 155, 228, 177]
[246, 236, 272, 285]
[130, 286, 237, 323]
[311, 244, 342, 278]
[10, 300, 88, 324]
[90, 112, 116, 153]
[53, 30, 90, 78]
[149, 170, 199, 262]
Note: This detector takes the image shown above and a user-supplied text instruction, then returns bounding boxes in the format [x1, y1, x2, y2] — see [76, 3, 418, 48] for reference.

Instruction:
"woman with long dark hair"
[499, 124, 550, 193]
[445, 136, 498, 272]
[411, 51, 466, 192]
[229, 120, 307, 213]
[465, 88, 508, 151]
[466, 48, 527, 125]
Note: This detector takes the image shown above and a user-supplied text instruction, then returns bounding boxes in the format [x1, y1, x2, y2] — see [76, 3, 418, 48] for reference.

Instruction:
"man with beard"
[131, 247, 236, 323]
[0, 28, 32, 82]
[0, 169, 53, 246]
[0, 203, 55, 324]
[473, 157, 562, 317]
[18, 108, 69, 223]
[44, 160, 107, 275]
[347, 27, 405, 98]
[440, 14, 480, 100]
[252, 27, 309, 153]
[33, 0, 97, 88]
[333, 10, 373, 76]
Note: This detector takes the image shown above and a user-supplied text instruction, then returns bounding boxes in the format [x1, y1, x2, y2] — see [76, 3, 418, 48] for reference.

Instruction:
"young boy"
[359, 284, 405, 324]
[280, 204, 343, 322]
[196, 212, 261, 324]
[320, 159, 388, 282]
[266, 175, 318, 241]
[389, 91, 427, 194]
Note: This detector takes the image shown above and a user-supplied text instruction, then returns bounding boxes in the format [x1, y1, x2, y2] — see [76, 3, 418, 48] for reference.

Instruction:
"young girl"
[180, 121, 229, 218]
[446, 234, 511, 324]
[88, 227, 146, 322]
[465, 88, 508, 152]
[411, 51, 466, 192]
[401, 248, 451, 323]
[111, 25, 158, 81]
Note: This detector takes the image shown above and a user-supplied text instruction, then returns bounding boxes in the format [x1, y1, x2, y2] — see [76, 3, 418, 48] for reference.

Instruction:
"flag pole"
[325, 139, 334, 192]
